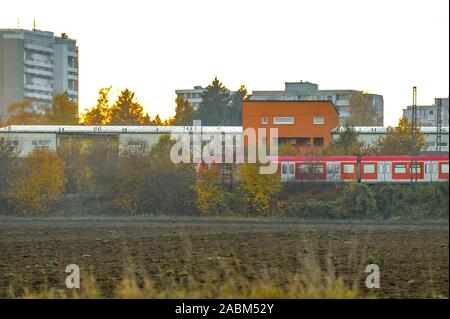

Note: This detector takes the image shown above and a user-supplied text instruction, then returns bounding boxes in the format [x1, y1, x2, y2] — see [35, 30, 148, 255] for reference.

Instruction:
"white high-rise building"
[0, 28, 79, 121]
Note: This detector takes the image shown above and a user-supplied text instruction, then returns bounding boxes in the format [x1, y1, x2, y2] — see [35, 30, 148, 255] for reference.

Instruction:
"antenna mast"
[411, 86, 418, 184]
[436, 98, 442, 152]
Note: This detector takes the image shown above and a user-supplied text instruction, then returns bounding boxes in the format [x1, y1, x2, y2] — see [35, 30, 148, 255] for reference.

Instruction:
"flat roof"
[332, 126, 449, 134]
[0, 125, 243, 134]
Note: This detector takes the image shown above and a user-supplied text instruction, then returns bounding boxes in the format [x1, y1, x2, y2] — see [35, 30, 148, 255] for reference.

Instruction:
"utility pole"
[436, 98, 442, 152]
[411, 86, 418, 184]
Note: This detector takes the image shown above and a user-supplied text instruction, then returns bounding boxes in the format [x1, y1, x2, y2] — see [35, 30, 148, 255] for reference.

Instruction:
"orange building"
[242, 100, 339, 152]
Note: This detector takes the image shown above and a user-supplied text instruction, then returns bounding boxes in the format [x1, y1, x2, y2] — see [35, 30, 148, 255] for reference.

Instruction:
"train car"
[277, 155, 449, 183]
[198, 155, 448, 184]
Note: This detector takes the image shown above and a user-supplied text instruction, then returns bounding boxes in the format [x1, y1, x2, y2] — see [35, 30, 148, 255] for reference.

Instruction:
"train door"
[384, 161, 392, 182]
[326, 162, 340, 182]
[425, 161, 439, 182]
[281, 162, 296, 182]
[378, 161, 386, 182]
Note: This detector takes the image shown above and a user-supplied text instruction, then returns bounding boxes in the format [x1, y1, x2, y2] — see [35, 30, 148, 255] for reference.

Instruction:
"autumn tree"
[238, 163, 282, 214]
[8, 149, 65, 214]
[47, 92, 79, 124]
[0, 138, 16, 212]
[81, 87, 112, 125]
[137, 135, 196, 214]
[324, 124, 363, 155]
[6, 100, 50, 125]
[348, 91, 379, 126]
[57, 139, 93, 194]
[109, 89, 149, 125]
[377, 117, 426, 155]
[195, 167, 231, 215]
[173, 98, 196, 125]
[198, 77, 232, 125]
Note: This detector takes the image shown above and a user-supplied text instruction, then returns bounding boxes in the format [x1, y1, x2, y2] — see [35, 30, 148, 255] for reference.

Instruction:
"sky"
[1, 0, 448, 126]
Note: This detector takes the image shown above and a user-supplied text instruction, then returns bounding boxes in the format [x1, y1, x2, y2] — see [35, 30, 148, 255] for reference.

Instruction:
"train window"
[394, 164, 407, 174]
[386, 164, 391, 174]
[442, 164, 449, 174]
[334, 164, 339, 174]
[289, 164, 295, 174]
[299, 164, 309, 174]
[425, 164, 431, 174]
[343, 164, 355, 174]
[363, 164, 375, 174]
[378, 163, 384, 174]
[433, 164, 438, 174]
[327, 164, 333, 174]
[410, 164, 421, 174]
[282, 164, 287, 174]
[313, 164, 324, 174]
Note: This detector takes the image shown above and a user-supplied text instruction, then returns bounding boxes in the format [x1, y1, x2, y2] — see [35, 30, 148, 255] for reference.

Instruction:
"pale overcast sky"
[1, 0, 448, 125]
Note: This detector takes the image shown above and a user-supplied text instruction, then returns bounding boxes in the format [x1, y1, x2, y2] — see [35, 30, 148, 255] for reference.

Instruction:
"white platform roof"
[332, 126, 449, 134]
[0, 125, 243, 134]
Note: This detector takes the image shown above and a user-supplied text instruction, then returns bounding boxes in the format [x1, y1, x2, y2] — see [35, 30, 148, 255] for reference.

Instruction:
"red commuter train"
[276, 155, 449, 183]
[199, 155, 449, 183]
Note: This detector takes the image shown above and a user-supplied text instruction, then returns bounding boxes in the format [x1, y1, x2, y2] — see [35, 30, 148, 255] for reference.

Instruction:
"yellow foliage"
[238, 163, 281, 214]
[195, 170, 227, 215]
[8, 149, 65, 214]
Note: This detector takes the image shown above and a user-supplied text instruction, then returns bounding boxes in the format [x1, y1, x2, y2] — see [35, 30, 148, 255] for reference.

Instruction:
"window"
[425, 164, 431, 174]
[442, 164, 449, 174]
[32, 140, 51, 149]
[299, 164, 309, 174]
[386, 164, 391, 174]
[289, 164, 295, 174]
[334, 164, 340, 174]
[394, 164, 407, 174]
[343, 164, 355, 174]
[410, 164, 421, 174]
[433, 164, 438, 174]
[282, 164, 287, 174]
[261, 116, 268, 125]
[313, 117, 324, 125]
[379, 163, 384, 174]
[312, 164, 324, 174]
[313, 137, 324, 147]
[364, 164, 375, 174]
[327, 164, 333, 174]
[273, 117, 294, 125]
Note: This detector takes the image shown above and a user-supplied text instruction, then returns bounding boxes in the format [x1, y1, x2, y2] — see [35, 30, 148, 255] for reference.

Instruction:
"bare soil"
[0, 219, 448, 298]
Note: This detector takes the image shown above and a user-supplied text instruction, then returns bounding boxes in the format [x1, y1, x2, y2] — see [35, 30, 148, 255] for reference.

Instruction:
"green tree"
[81, 87, 112, 125]
[173, 98, 196, 125]
[337, 183, 376, 219]
[109, 89, 149, 125]
[226, 84, 247, 125]
[377, 117, 426, 155]
[324, 124, 363, 155]
[198, 77, 232, 125]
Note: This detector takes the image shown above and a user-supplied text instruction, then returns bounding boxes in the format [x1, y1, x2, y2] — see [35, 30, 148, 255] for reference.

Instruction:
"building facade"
[242, 100, 340, 152]
[403, 97, 449, 127]
[248, 81, 384, 126]
[0, 28, 78, 121]
[175, 86, 205, 111]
